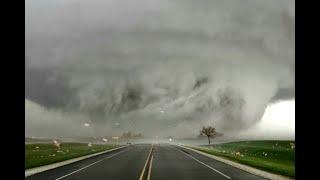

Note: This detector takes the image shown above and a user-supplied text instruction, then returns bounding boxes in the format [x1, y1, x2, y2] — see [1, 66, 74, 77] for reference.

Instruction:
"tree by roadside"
[200, 126, 217, 145]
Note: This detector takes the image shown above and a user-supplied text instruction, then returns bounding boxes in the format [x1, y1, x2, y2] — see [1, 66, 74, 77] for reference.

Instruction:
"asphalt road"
[26, 144, 266, 180]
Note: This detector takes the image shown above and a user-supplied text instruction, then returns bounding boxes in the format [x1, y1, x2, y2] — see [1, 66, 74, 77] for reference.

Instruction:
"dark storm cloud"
[25, 64, 79, 109]
[25, 0, 294, 138]
[271, 88, 295, 102]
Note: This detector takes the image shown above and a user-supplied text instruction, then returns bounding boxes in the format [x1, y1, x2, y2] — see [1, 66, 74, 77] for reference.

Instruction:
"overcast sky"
[25, 0, 295, 139]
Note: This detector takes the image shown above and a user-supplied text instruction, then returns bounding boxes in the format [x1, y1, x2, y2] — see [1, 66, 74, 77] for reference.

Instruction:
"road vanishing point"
[26, 144, 266, 180]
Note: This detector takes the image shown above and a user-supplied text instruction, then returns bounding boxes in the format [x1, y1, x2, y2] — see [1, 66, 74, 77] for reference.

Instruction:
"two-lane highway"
[26, 144, 265, 180]
[152, 144, 265, 180]
[26, 144, 151, 180]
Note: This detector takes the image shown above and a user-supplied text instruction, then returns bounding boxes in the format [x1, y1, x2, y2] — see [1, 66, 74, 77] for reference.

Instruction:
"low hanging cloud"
[25, 99, 89, 138]
[26, 0, 294, 138]
[237, 99, 295, 140]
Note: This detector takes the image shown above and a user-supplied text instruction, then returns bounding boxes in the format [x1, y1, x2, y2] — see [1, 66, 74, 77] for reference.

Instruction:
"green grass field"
[25, 143, 120, 169]
[191, 140, 295, 177]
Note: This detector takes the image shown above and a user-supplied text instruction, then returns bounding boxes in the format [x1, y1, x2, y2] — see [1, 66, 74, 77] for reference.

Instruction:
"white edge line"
[25, 145, 129, 177]
[55, 159, 104, 180]
[178, 149, 231, 179]
[178, 145, 294, 180]
[55, 149, 129, 180]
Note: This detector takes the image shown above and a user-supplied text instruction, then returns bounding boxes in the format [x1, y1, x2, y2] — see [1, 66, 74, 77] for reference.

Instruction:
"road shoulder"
[177, 145, 293, 180]
[25, 145, 128, 177]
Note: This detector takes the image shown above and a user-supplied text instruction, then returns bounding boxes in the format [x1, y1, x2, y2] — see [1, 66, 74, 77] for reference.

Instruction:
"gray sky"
[25, 0, 295, 139]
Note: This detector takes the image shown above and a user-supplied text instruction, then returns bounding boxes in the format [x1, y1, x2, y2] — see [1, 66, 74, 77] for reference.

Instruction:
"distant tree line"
[121, 131, 142, 139]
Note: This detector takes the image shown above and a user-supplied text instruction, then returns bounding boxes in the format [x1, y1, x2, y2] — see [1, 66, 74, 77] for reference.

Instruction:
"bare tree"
[200, 126, 217, 145]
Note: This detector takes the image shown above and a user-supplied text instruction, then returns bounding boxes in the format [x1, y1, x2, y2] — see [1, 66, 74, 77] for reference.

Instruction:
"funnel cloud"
[26, 0, 295, 139]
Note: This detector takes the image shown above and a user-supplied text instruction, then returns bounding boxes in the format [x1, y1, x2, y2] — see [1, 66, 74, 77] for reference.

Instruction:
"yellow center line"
[139, 144, 154, 180]
[147, 154, 154, 180]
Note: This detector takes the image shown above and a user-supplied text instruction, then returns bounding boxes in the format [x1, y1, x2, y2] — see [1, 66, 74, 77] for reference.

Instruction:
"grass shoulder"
[190, 140, 295, 178]
[25, 143, 121, 169]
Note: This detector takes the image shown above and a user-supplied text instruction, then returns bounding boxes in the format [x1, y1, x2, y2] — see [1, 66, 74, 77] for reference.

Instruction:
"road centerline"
[139, 144, 154, 180]
[178, 148, 231, 179]
[55, 148, 130, 180]
[146, 154, 154, 180]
